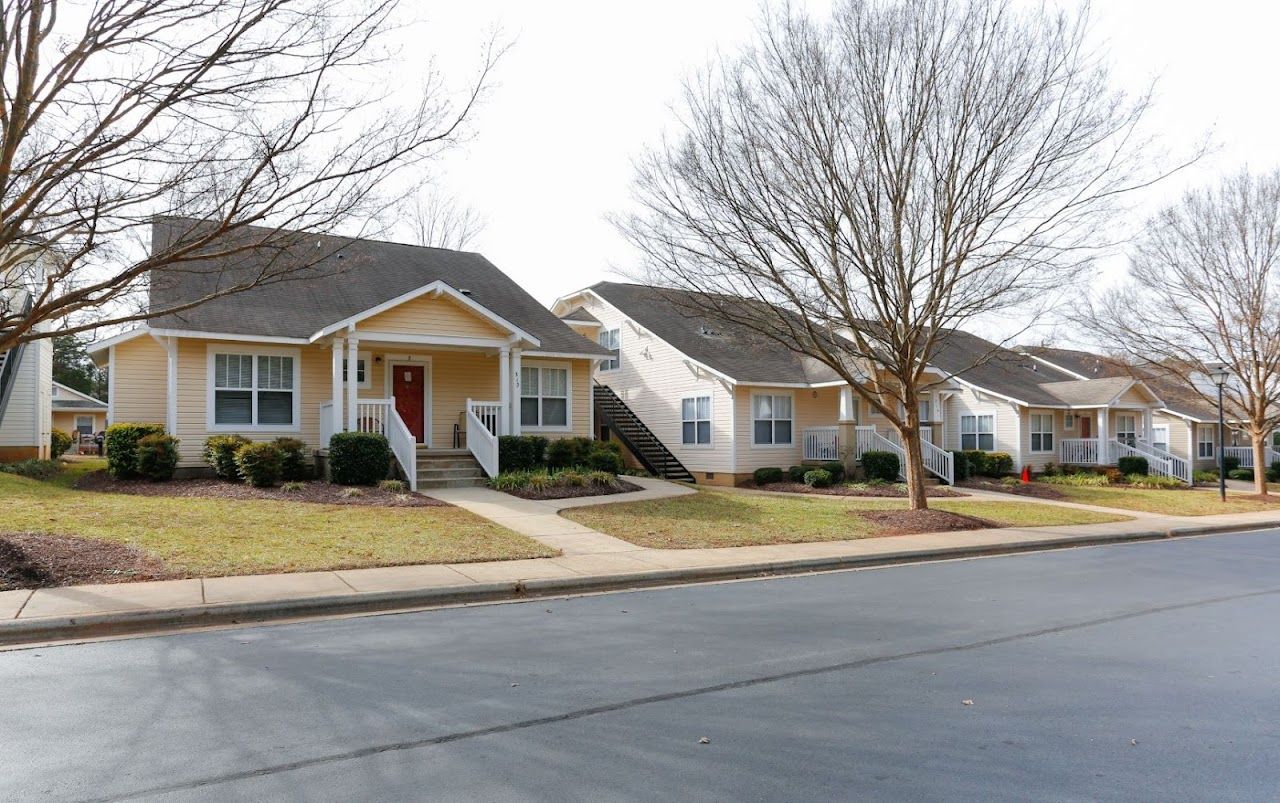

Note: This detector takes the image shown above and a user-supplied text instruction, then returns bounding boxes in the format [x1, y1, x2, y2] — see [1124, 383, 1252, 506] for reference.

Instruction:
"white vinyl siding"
[598, 328, 620, 372]
[1029, 412, 1053, 453]
[751, 393, 793, 446]
[960, 414, 995, 451]
[682, 396, 712, 445]
[520, 364, 570, 430]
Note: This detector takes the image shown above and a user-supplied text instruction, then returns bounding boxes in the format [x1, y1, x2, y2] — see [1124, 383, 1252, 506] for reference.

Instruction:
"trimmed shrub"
[949, 451, 972, 482]
[1222, 455, 1241, 474]
[105, 423, 166, 479]
[819, 460, 846, 484]
[586, 443, 625, 474]
[1269, 461, 1280, 483]
[50, 429, 72, 459]
[788, 465, 807, 483]
[273, 437, 309, 481]
[234, 441, 283, 487]
[1228, 467, 1255, 481]
[1126, 474, 1184, 489]
[498, 435, 548, 472]
[861, 450, 900, 483]
[547, 437, 594, 469]
[1041, 461, 1062, 477]
[982, 452, 1014, 477]
[1117, 455, 1149, 476]
[960, 450, 989, 477]
[134, 434, 180, 481]
[328, 431, 391, 485]
[203, 434, 251, 480]
[803, 468, 833, 488]
[753, 466, 785, 485]
[0, 459, 61, 480]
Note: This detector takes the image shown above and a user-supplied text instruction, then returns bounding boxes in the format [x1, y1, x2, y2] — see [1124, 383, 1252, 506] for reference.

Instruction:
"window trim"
[680, 394, 713, 448]
[1115, 413, 1138, 445]
[750, 391, 795, 448]
[342, 350, 372, 390]
[1197, 425, 1215, 459]
[1029, 410, 1054, 454]
[520, 361, 573, 432]
[959, 410, 997, 452]
[205, 344, 302, 433]
[1152, 424, 1170, 453]
[75, 414, 95, 434]
[598, 328, 620, 373]
[1063, 412, 1075, 431]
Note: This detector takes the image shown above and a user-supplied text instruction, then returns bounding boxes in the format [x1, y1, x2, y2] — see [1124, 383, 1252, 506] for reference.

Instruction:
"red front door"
[393, 365, 427, 443]
[1080, 416, 1092, 439]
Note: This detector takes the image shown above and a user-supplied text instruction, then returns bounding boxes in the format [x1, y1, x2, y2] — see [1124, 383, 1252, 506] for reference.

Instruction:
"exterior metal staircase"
[0, 295, 32, 427]
[593, 383, 695, 483]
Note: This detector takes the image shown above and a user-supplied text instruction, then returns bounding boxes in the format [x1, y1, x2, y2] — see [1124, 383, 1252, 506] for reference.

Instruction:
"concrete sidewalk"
[4, 479, 1280, 647]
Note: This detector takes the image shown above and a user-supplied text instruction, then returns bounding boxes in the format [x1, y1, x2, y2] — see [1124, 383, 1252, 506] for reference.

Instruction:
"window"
[342, 352, 371, 389]
[1273, 430, 1280, 450]
[520, 365, 569, 429]
[682, 396, 712, 445]
[1064, 413, 1076, 431]
[752, 394, 793, 445]
[209, 349, 298, 429]
[1029, 413, 1054, 453]
[918, 398, 932, 422]
[960, 414, 995, 451]
[599, 328, 620, 372]
[1152, 425, 1169, 453]
[1115, 414, 1137, 446]
[1197, 426, 1215, 459]
[75, 415, 94, 435]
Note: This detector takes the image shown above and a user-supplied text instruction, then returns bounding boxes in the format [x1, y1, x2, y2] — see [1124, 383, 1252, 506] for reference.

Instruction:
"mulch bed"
[75, 472, 448, 508]
[958, 479, 1066, 500]
[0, 532, 178, 591]
[503, 479, 643, 501]
[855, 509, 996, 537]
[743, 480, 964, 498]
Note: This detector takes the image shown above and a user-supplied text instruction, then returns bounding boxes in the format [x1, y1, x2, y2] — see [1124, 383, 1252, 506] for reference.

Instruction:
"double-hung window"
[960, 414, 995, 451]
[520, 365, 570, 429]
[342, 352, 371, 389]
[1029, 413, 1054, 453]
[918, 398, 932, 423]
[1152, 425, 1170, 453]
[210, 349, 298, 429]
[752, 394, 793, 446]
[681, 396, 712, 445]
[599, 328, 620, 372]
[1197, 426, 1215, 459]
[1115, 414, 1137, 446]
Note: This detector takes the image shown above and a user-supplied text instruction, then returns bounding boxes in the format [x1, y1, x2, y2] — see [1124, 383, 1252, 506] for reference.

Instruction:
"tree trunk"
[1253, 433, 1269, 497]
[900, 427, 929, 511]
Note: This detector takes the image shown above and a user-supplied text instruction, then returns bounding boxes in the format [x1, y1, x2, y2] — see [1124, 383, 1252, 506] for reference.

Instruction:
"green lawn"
[0, 464, 553, 576]
[1042, 484, 1280, 516]
[561, 490, 1130, 550]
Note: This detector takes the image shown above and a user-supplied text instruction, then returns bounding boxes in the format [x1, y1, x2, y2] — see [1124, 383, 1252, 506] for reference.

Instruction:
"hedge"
[236, 441, 283, 487]
[203, 434, 251, 480]
[1227, 467, 1254, 481]
[499, 435, 548, 472]
[547, 437, 594, 469]
[328, 431, 391, 485]
[1222, 455, 1241, 474]
[105, 423, 167, 479]
[50, 429, 72, 459]
[788, 465, 807, 483]
[586, 442, 625, 473]
[961, 450, 1013, 478]
[1269, 461, 1280, 483]
[861, 450, 899, 483]
[134, 434, 180, 481]
[1116, 455, 1148, 476]
[949, 450, 972, 482]
[273, 437, 309, 481]
[753, 466, 784, 484]
[819, 460, 845, 484]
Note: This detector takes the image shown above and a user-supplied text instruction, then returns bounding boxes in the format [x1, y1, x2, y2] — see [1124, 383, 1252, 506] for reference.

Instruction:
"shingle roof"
[925, 329, 1079, 404]
[1020, 346, 1132, 379]
[589, 282, 844, 385]
[147, 219, 609, 356]
[52, 399, 107, 411]
[559, 306, 600, 324]
[1022, 345, 1217, 421]
[1037, 377, 1142, 406]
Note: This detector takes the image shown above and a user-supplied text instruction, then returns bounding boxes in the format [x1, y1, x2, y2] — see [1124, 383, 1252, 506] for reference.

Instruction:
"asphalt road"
[4, 530, 1280, 802]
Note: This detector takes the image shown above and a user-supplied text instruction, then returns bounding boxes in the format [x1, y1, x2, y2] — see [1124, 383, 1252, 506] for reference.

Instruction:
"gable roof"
[52, 381, 107, 410]
[558, 306, 601, 325]
[925, 329, 1079, 405]
[146, 219, 608, 356]
[1036, 377, 1156, 407]
[1021, 345, 1217, 422]
[1019, 345, 1132, 380]
[587, 282, 844, 385]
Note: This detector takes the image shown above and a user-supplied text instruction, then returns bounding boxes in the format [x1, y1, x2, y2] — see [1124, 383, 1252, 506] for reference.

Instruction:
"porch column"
[837, 386, 858, 473]
[510, 348, 523, 436]
[498, 346, 511, 436]
[1145, 410, 1155, 443]
[1096, 409, 1109, 463]
[165, 337, 178, 436]
[346, 332, 359, 431]
[330, 338, 345, 437]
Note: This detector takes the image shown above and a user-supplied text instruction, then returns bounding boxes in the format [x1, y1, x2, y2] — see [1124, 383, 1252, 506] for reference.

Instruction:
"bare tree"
[1087, 168, 1280, 496]
[0, 0, 502, 351]
[401, 188, 487, 250]
[617, 0, 1169, 509]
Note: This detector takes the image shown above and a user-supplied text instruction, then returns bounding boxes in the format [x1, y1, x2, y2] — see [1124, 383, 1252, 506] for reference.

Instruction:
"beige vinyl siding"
[1019, 408, 1062, 472]
[1115, 386, 1152, 407]
[52, 411, 105, 436]
[110, 335, 168, 428]
[358, 293, 507, 338]
[733, 385, 841, 474]
[944, 386, 1021, 466]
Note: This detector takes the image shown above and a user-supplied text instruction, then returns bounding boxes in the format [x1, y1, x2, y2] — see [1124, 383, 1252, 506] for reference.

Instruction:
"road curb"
[1, 522, 1274, 647]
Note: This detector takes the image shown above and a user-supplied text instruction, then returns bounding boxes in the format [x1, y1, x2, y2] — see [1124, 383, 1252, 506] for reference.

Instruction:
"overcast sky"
[407, 0, 1280, 321]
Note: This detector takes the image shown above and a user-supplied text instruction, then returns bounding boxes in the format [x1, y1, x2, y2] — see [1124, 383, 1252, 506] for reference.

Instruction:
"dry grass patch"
[562, 490, 1129, 549]
[1044, 485, 1280, 516]
[0, 469, 553, 581]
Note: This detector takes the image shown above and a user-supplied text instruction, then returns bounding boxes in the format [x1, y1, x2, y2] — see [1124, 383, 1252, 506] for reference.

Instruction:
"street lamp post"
[1208, 365, 1231, 503]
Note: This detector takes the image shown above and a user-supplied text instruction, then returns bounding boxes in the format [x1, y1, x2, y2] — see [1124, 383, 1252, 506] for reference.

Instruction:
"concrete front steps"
[415, 448, 486, 489]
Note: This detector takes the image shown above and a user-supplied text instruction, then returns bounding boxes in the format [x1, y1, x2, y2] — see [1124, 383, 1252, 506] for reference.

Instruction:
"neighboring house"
[0, 244, 54, 462]
[553, 282, 1186, 485]
[90, 219, 610, 488]
[50, 381, 107, 439]
[1019, 345, 1275, 473]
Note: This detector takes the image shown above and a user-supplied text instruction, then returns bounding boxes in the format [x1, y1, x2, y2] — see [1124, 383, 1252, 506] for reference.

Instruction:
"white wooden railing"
[1132, 438, 1191, 485]
[319, 398, 416, 489]
[354, 398, 393, 435]
[320, 400, 334, 448]
[1222, 445, 1280, 469]
[921, 438, 955, 485]
[1061, 438, 1101, 465]
[466, 398, 499, 476]
[386, 405, 418, 491]
[850, 425, 953, 484]
[802, 426, 840, 461]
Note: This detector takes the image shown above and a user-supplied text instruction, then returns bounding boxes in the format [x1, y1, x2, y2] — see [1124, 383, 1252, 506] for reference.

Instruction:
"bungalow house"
[0, 243, 54, 461]
[50, 381, 107, 442]
[552, 282, 1188, 485]
[90, 219, 610, 488]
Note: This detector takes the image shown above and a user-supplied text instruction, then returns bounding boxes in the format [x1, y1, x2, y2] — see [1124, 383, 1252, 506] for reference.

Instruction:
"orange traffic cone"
[1021, 465, 1032, 483]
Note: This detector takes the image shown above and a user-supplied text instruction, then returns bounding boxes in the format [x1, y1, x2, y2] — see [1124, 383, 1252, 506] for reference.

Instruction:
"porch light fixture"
[1209, 364, 1231, 502]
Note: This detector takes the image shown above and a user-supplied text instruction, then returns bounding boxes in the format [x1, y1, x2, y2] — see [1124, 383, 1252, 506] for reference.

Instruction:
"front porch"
[802, 423, 953, 484]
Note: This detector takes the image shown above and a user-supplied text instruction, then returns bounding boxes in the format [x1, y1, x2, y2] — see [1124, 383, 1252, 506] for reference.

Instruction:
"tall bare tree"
[401, 188, 487, 250]
[617, 0, 1168, 509]
[0, 0, 501, 351]
[1087, 168, 1280, 496]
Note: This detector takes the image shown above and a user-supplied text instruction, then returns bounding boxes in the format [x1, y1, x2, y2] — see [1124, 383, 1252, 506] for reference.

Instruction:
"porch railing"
[466, 398, 500, 477]
[851, 425, 953, 485]
[354, 398, 393, 435]
[1222, 445, 1280, 469]
[1131, 438, 1191, 485]
[386, 405, 418, 492]
[1061, 438, 1100, 465]
[320, 401, 334, 448]
[319, 398, 417, 490]
[802, 426, 840, 461]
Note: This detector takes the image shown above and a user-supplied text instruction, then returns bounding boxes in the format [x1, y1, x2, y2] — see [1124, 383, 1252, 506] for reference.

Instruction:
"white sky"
[403, 0, 1280, 320]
